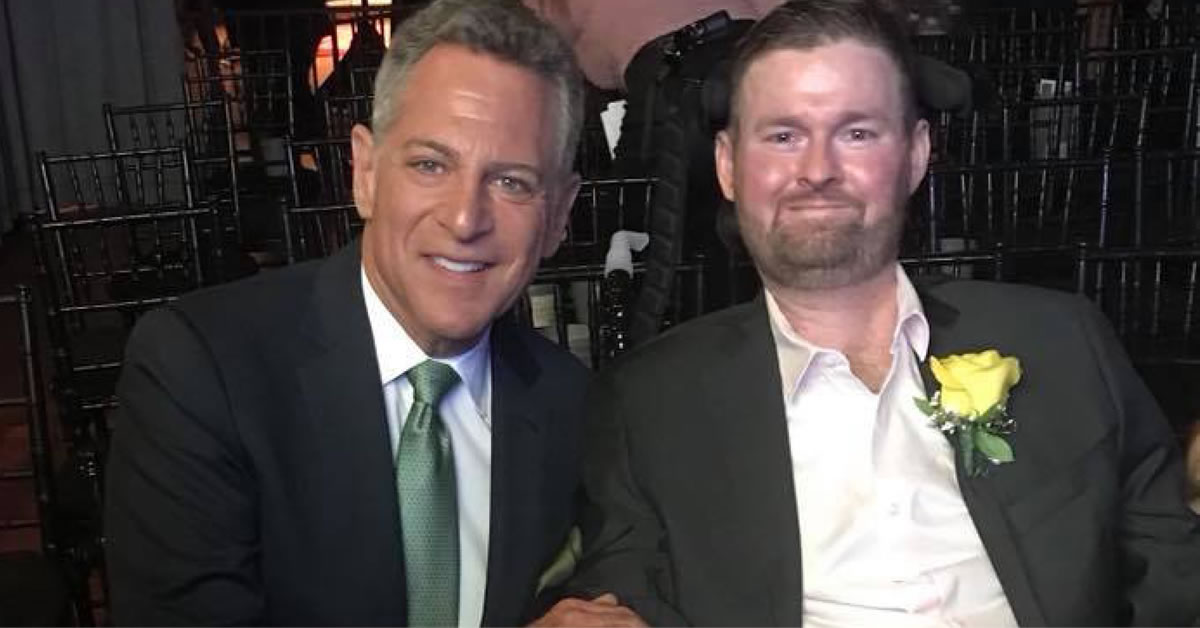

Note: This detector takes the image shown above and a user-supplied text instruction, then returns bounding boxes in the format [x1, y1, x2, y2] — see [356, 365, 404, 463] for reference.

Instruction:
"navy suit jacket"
[105, 242, 590, 625]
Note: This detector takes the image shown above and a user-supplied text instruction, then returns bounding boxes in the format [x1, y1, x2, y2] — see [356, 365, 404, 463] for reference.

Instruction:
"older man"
[541, 0, 1200, 625]
[104, 0, 588, 624]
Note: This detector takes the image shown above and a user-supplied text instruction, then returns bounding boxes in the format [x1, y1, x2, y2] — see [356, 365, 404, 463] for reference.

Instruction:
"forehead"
[385, 44, 558, 151]
[401, 43, 550, 99]
[736, 40, 905, 121]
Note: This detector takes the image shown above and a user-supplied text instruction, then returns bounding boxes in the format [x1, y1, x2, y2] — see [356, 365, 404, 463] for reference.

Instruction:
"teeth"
[432, 256, 486, 273]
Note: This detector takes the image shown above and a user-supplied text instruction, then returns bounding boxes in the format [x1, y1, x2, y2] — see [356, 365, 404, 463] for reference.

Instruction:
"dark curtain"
[0, 0, 183, 245]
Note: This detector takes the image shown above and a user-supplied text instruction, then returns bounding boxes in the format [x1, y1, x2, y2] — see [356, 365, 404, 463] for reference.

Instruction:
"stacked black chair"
[182, 49, 300, 256]
[33, 146, 213, 621]
[1073, 245, 1200, 363]
[312, 7, 388, 102]
[1072, 244, 1200, 429]
[910, 3, 1200, 428]
[0, 286, 72, 625]
[101, 96, 260, 283]
[349, 64, 381, 96]
[183, 49, 296, 144]
[281, 136, 358, 263]
[104, 98, 241, 242]
[222, 4, 391, 139]
[321, 93, 374, 139]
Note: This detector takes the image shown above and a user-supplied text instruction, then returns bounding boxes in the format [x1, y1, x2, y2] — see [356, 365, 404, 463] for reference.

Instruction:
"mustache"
[778, 189, 865, 210]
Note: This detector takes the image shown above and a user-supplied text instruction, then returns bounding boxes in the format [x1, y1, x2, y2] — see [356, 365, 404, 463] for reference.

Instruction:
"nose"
[796, 137, 841, 190]
[441, 178, 495, 242]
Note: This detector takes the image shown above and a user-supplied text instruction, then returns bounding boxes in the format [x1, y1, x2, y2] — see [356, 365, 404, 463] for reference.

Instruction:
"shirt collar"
[361, 268, 492, 423]
[765, 264, 930, 400]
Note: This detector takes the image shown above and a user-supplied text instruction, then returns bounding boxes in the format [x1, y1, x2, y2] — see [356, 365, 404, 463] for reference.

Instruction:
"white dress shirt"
[362, 270, 492, 628]
[765, 265, 1018, 628]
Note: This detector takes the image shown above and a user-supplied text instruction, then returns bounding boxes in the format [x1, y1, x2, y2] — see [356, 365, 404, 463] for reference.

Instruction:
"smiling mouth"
[431, 256, 489, 273]
[787, 203, 856, 211]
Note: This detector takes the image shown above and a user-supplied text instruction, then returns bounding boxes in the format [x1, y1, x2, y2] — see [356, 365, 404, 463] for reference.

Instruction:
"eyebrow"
[490, 162, 544, 184]
[404, 138, 460, 161]
[753, 110, 893, 132]
[839, 111, 891, 126]
[403, 138, 545, 182]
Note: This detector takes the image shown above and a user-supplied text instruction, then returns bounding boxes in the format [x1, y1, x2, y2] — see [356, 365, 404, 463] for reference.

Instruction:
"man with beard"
[535, 0, 1200, 626]
[522, 0, 973, 178]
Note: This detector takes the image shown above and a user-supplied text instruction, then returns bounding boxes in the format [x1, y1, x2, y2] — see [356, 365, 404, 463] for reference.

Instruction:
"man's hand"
[530, 593, 649, 627]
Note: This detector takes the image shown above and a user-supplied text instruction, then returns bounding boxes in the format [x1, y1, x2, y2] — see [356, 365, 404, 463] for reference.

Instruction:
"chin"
[428, 308, 495, 340]
[433, 317, 492, 340]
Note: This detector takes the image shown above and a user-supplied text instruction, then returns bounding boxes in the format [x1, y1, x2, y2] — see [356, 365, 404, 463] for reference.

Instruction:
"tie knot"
[408, 360, 460, 406]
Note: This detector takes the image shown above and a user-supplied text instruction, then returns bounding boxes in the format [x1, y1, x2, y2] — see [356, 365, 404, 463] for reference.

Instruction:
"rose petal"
[930, 356, 963, 390]
[932, 351, 1022, 416]
[1003, 356, 1022, 387]
[970, 350, 1002, 368]
[940, 389, 974, 416]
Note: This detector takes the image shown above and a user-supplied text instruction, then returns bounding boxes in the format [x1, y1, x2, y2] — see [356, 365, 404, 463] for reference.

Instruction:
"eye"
[498, 175, 530, 193]
[767, 131, 796, 145]
[409, 159, 445, 175]
[491, 174, 539, 201]
[843, 128, 878, 143]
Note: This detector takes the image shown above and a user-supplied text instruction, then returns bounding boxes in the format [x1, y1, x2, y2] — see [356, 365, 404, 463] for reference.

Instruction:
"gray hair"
[371, 0, 584, 173]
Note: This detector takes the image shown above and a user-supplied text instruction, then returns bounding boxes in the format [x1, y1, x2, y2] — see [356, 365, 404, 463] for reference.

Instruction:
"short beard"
[742, 193, 906, 292]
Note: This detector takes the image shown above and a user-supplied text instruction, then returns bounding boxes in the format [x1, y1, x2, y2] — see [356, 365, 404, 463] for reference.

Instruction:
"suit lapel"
[481, 319, 546, 626]
[294, 254, 555, 624]
[718, 299, 805, 625]
[918, 283, 1047, 627]
[293, 242, 408, 622]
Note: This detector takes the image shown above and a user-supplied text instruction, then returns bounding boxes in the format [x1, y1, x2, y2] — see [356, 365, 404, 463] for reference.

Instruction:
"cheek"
[374, 182, 439, 228]
[737, 148, 794, 199]
[496, 207, 549, 258]
[847, 152, 907, 194]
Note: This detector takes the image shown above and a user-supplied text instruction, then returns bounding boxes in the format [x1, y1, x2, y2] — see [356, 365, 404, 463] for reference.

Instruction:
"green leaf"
[974, 431, 1014, 463]
[913, 396, 936, 415]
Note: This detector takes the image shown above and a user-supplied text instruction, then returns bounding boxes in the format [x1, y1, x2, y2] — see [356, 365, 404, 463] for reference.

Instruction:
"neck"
[768, 266, 899, 391]
[769, 266, 898, 349]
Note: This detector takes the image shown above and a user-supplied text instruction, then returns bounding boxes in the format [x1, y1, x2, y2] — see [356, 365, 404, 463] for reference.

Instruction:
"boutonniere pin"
[914, 349, 1021, 477]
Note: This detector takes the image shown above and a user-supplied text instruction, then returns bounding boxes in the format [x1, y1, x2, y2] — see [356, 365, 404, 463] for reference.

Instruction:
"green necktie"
[397, 359, 460, 627]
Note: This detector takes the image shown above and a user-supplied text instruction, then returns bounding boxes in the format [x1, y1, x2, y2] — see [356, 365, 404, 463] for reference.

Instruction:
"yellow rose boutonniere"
[915, 350, 1021, 477]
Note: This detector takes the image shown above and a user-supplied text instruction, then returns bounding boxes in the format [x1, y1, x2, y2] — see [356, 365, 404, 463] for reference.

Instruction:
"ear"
[351, 123, 377, 221]
[715, 129, 736, 203]
[541, 172, 580, 259]
[907, 118, 931, 195]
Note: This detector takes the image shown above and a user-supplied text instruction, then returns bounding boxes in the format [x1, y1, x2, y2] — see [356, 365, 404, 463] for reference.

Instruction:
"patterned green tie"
[397, 360, 460, 627]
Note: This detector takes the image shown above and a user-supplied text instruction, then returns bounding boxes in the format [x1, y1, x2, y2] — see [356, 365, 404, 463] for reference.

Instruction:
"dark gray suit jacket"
[572, 279, 1200, 626]
[105, 242, 590, 626]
